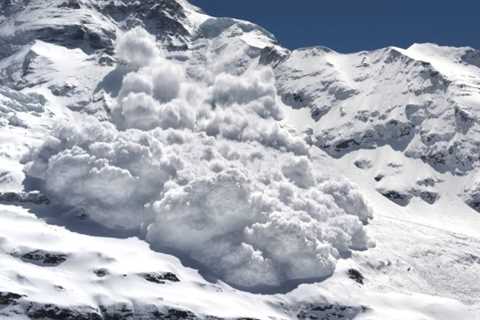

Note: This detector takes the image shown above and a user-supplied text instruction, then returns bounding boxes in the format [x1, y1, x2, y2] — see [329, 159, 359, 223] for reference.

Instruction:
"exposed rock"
[417, 190, 440, 205]
[347, 269, 365, 285]
[378, 187, 439, 206]
[0, 191, 50, 205]
[378, 189, 413, 207]
[20, 249, 68, 266]
[49, 83, 77, 97]
[416, 177, 437, 187]
[463, 181, 480, 213]
[297, 303, 368, 320]
[156, 308, 198, 320]
[354, 159, 372, 170]
[26, 303, 102, 320]
[0, 291, 24, 305]
[99, 303, 134, 320]
[334, 139, 360, 152]
[93, 268, 109, 278]
[455, 106, 475, 134]
[466, 199, 480, 213]
[140, 272, 180, 284]
[310, 105, 330, 121]
[96, 0, 191, 49]
[259, 46, 289, 67]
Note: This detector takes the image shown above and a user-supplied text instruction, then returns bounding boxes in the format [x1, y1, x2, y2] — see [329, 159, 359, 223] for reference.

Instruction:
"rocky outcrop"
[297, 303, 368, 320]
[140, 272, 180, 284]
[0, 291, 25, 305]
[0, 297, 262, 320]
[95, 0, 193, 50]
[19, 249, 68, 266]
[377, 187, 439, 207]
[0, 191, 49, 205]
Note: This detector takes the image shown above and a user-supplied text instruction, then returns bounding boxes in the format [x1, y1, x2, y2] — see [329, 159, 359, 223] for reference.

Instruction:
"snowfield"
[1, 0, 480, 319]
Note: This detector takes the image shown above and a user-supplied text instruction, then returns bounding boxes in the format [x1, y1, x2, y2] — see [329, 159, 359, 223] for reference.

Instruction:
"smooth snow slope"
[0, 0, 480, 319]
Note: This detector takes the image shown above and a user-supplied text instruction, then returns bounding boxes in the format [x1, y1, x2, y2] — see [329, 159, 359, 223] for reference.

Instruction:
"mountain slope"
[0, 1, 480, 319]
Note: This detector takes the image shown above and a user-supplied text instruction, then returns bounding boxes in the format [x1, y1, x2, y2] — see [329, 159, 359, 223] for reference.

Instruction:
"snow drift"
[24, 28, 373, 290]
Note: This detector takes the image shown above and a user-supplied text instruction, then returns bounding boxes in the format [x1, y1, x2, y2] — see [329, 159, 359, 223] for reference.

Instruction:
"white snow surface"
[1, 0, 480, 319]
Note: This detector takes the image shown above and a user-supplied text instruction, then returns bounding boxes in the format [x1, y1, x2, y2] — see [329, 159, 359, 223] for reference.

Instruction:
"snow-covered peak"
[276, 42, 480, 175]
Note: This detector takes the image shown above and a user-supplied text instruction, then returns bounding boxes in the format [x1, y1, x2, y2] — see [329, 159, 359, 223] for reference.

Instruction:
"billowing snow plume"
[24, 28, 373, 290]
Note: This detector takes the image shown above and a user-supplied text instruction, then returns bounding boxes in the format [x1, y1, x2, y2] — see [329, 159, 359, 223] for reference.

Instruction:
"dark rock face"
[93, 268, 109, 278]
[354, 159, 372, 170]
[259, 46, 288, 67]
[0, 191, 49, 205]
[314, 115, 414, 157]
[1, 0, 193, 60]
[334, 139, 360, 152]
[310, 105, 330, 121]
[26, 303, 103, 320]
[454, 106, 476, 134]
[96, 0, 191, 49]
[2, 298, 262, 320]
[461, 48, 480, 68]
[20, 249, 68, 266]
[0, 24, 115, 58]
[49, 83, 78, 97]
[464, 187, 480, 213]
[297, 303, 368, 320]
[347, 269, 365, 285]
[141, 272, 180, 284]
[279, 91, 312, 110]
[0, 291, 24, 305]
[99, 303, 134, 320]
[33, 25, 115, 52]
[466, 200, 480, 212]
[378, 189, 412, 207]
[416, 177, 437, 187]
[0, 0, 28, 17]
[418, 191, 440, 205]
[377, 187, 439, 206]
[155, 308, 198, 320]
[57, 0, 82, 9]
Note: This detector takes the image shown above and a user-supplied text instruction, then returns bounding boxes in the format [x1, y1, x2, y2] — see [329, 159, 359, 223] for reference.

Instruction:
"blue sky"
[189, 0, 480, 52]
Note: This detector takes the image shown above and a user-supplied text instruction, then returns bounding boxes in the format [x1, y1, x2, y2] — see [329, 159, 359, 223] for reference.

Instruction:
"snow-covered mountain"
[1, 1, 480, 319]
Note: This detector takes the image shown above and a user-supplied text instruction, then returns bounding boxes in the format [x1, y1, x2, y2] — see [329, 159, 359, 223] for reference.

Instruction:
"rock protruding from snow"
[141, 272, 180, 284]
[19, 249, 68, 266]
[463, 177, 480, 213]
[297, 303, 367, 320]
[0, 191, 49, 205]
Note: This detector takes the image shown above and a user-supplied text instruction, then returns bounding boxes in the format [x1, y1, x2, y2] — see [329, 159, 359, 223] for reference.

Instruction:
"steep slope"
[0, 0, 480, 319]
[275, 43, 480, 210]
[276, 44, 480, 174]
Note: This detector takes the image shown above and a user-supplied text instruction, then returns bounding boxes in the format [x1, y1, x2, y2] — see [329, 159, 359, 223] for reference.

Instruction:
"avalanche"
[23, 27, 373, 291]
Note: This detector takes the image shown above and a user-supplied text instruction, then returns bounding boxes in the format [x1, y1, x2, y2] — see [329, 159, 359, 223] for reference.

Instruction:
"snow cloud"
[115, 27, 160, 68]
[24, 28, 373, 291]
